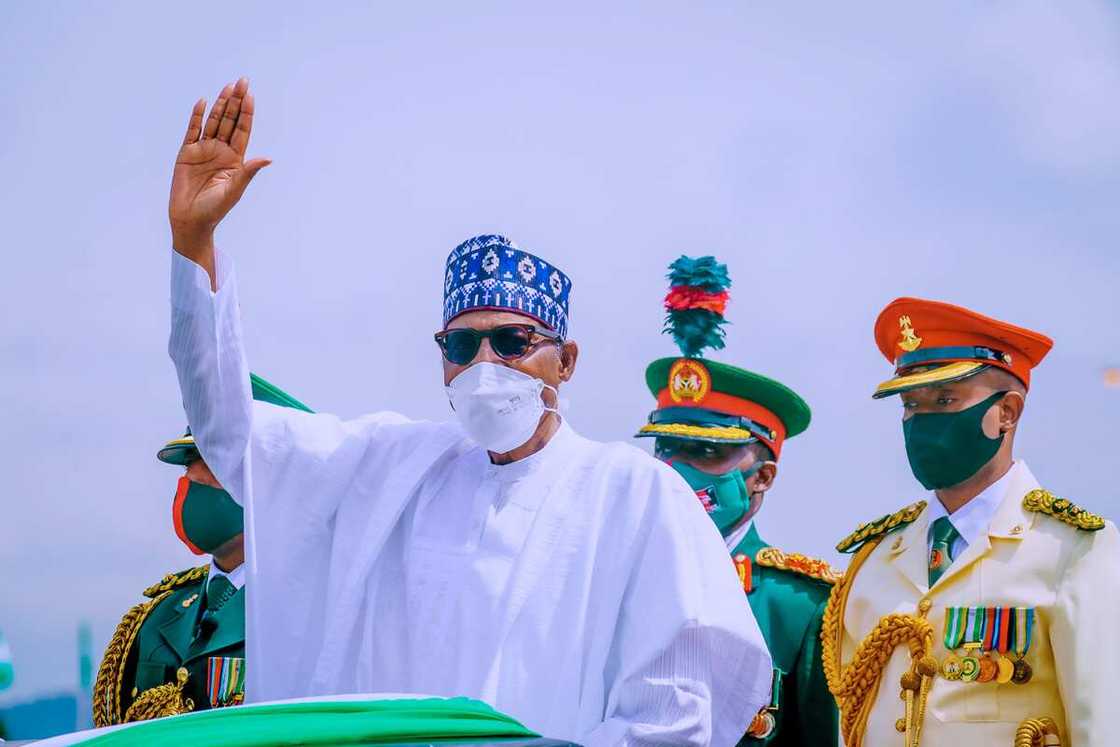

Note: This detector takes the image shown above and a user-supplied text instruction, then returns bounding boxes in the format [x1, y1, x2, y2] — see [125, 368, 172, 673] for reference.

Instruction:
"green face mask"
[902, 391, 1007, 491]
[172, 476, 244, 555]
[671, 460, 761, 536]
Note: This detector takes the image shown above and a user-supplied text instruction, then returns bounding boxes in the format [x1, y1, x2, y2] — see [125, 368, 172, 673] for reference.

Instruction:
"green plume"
[664, 309, 727, 357]
[666, 256, 731, 293]
[663, 255, 732, 357]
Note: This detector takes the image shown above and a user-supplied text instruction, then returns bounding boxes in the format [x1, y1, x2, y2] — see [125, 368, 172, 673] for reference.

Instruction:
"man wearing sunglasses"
[160, 78, 772, 746]
[636, 256, 839, 746]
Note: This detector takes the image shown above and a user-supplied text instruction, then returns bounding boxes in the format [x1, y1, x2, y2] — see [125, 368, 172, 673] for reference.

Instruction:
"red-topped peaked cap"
[872, 297, 1054, 399]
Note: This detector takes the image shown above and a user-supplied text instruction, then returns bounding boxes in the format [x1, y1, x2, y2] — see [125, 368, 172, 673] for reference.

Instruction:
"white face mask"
[446, 362, 559, 454]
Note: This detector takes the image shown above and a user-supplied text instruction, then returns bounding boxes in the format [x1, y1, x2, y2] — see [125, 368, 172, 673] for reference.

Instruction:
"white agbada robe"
[168, 251, 772, 746]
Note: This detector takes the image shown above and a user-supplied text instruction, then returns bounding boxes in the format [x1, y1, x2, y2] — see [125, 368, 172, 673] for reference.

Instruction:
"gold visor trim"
[163, 436, 195, 447]
[873, 361, 985, 399]
[636, 423, 755, 441]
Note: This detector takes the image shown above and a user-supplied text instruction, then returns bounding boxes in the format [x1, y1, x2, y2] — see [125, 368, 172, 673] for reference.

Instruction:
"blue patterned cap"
[442, 234, 572, 338]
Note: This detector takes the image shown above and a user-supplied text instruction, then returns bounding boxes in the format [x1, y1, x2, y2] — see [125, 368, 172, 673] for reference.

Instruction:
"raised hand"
[169, 78, 271, 283]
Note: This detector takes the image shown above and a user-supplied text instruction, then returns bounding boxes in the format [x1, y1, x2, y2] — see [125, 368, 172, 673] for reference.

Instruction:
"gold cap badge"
[668, 359, 711, 404]
[898, 315, 922, 352]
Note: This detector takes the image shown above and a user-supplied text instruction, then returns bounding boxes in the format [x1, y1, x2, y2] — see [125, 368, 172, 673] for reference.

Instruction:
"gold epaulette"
[835, 500, 927, 554]
[755, 547, 843, 585]
[1023, 489, 1105, 532]
[142, 566, 209, 598]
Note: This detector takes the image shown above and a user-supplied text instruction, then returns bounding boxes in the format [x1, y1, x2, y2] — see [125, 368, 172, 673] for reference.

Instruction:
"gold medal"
[995, 653, 1014, 684]
[960, 656, 980, 682]
[976, 654, 998, 683]
[941, 655, 963, 680]
[1011, 657, 1033, 685]
[747, 710, 776, 739]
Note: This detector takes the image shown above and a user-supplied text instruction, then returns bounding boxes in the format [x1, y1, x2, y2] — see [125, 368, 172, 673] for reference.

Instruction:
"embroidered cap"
[442, 235, 572, 339]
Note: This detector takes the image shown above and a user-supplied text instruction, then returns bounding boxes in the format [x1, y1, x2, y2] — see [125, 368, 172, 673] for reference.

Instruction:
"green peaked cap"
[157, 373, 313, 465]
[637, 357, 811, 456]
[638, 254, 810, 457]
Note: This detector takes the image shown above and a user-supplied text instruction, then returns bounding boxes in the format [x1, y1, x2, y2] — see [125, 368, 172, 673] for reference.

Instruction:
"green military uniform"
[730, 525, 840, 745]
[635, 256, 839, 746]
[93, 566, 246, 725]
[93, 374, 311, 727]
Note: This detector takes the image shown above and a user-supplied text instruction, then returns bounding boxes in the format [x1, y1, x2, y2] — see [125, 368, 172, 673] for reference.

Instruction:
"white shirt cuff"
[170, 248, 234, 311]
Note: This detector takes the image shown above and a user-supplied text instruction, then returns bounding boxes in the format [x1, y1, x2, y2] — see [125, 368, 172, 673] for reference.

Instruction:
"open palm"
[169, 78, 270, 249]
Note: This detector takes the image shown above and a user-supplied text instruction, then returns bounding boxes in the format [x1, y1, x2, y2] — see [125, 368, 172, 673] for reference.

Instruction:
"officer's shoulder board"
[1023, 489, 1105, 532]
[142, 566, 209, 599]
[755, 546, 843, 585]
[836, 500, 927, 554]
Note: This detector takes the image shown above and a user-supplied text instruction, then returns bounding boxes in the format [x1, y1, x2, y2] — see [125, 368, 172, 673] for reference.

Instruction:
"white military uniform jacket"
[837, 461, 1119, 746]
[167, 251, 772, 746]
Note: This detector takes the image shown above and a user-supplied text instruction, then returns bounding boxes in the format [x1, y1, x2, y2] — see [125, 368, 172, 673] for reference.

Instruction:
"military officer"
[93, 374, 311, 726]
[635, 256, 840, 746]
[822, 298, 1120, 746]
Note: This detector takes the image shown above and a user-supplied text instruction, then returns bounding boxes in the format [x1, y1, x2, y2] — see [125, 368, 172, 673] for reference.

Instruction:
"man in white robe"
[164, 76, 771, 746]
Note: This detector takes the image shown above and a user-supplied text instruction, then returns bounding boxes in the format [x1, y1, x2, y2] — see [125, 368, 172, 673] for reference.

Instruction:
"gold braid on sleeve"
[820, 537, 937, 747]
[91, 591, 173, 727]
[1014, 717, 1062, 747]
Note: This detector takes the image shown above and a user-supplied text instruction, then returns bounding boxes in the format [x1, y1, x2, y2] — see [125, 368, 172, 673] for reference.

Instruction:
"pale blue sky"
[2, 1, 1118, 706]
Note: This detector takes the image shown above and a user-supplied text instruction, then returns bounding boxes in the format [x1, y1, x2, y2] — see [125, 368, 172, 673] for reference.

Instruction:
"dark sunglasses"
[434, 323, 562, 365]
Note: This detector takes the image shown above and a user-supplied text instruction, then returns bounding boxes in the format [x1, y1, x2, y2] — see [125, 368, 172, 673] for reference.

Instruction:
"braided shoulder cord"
[820, 536, 881, 701]
[92, 591, 173, 727]
[123, 665, 195, 722]
[819, 537, 937, 747]
[1015, 717, 1061, 747]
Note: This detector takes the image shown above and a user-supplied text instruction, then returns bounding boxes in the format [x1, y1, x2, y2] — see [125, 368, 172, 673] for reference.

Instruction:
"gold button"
[919, 598, 932, 613]
[896, 718, 906, 732]
[131, 686, 138, 697]
[1010, 525, 1023, 535]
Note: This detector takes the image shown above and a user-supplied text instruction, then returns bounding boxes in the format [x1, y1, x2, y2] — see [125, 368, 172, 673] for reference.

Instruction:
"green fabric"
[928, 516, 961, 587]
[643, 358, 811, 439]
[206, 575, 237, 613]
[902, 391, 1006, 490]
[123, 572, 246, 715]
[732, 526, 838, 747]
[81, 697, 539, 746]
[177, 481, 244, 553]
[249, 373, 313, 413]
[670, 461, 759, 535]
[0, 628, 13, 691]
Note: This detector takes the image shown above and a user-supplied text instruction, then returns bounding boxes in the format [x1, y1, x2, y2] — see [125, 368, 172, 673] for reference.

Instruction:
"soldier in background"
[635, 256, 839, 746]
[93, 374, 310, 725]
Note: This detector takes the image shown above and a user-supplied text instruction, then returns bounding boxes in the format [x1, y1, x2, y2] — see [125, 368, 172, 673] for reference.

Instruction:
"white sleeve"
[583, 460, 772, 747]
[167, 249, 410, 523]
[168, 249, 254, 505]
[1050, 522, 1120, 747]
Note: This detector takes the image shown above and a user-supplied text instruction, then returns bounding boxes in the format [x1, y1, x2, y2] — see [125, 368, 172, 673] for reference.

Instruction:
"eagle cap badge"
[898, 315, 923, 353]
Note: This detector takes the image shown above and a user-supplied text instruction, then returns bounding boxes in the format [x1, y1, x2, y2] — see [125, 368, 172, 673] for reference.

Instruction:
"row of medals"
[941, 644, 1032, 684]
